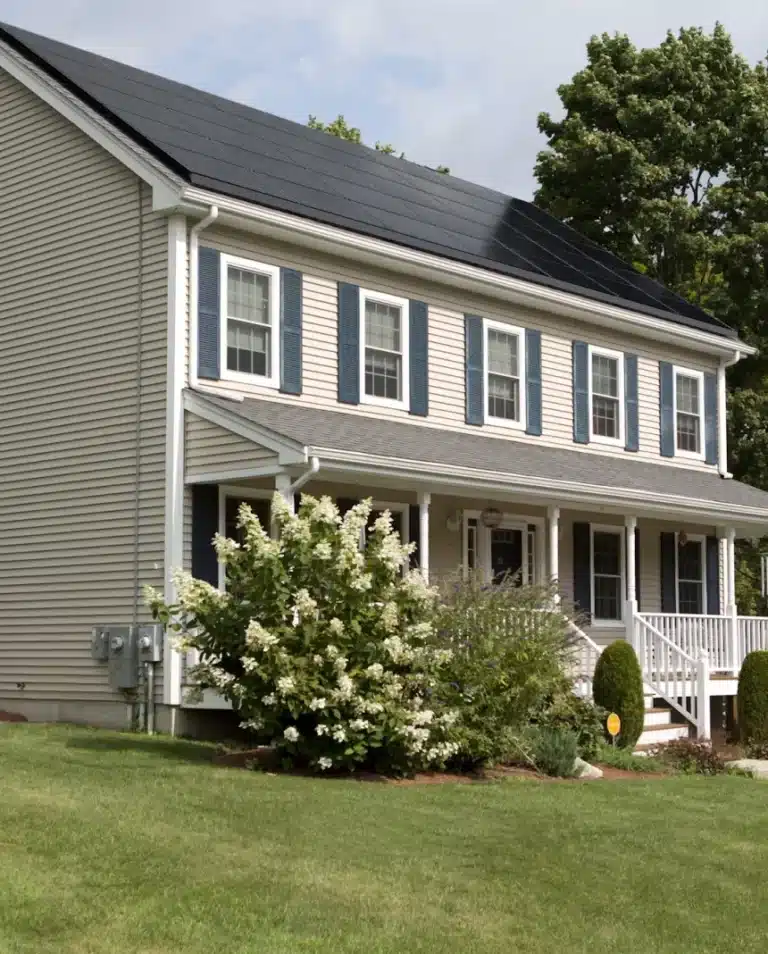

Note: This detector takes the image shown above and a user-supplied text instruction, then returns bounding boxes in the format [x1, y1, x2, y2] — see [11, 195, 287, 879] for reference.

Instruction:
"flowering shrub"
[146, 494, 459, 775]
[434, 574, 573, 767]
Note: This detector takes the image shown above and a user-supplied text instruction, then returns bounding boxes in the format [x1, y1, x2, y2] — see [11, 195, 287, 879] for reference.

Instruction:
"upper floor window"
[589, 346, 624, 445]
[221, 254, 280, 387]
[360, 289, 410, 408]
[485, 321, 526, 427]
[674, 368, 704, 459]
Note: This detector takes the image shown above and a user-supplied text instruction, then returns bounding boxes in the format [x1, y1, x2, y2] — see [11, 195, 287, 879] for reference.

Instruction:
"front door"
[490, 528, 523, 584]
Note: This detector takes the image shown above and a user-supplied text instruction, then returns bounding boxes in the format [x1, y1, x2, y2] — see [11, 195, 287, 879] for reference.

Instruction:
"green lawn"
[1, 726, 767, 954]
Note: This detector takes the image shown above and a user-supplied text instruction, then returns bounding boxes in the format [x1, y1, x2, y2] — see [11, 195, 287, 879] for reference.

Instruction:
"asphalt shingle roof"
[0, 21, 736, 340]
[197, 393, 768, 516]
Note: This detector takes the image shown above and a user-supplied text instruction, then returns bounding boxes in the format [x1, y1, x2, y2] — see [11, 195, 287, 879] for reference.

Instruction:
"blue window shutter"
[706, 536, 720, 615]
[660, 532, 677, 612]
[525, 328, 542, 436]
[198, 246, 220, 380]
[465, 315, 484, 425]
[704, 372, 718, 465]
[191, 484, 219, 586]
[624, 353, 639, 452]
[573, 522, 591, 621]
[337, 283, 360, 404]
[659, 361, 675, 457]
[572, 341, 589, 444]
[280, 268, 302, 395]
[409, 504, 421, 569]
[409, 300, 428, 416]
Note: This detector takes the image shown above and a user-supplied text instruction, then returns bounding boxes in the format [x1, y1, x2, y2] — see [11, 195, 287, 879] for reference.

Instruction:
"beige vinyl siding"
[184, 412, 279, 479]
[0, 69, 167, 705]
[192, 226, 719, 472]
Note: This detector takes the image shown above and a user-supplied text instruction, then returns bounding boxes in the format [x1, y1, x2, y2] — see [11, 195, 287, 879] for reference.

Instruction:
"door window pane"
[592, 530, 622, 620]
[364, 299, 402, 400]
[592, 354, 619, 439]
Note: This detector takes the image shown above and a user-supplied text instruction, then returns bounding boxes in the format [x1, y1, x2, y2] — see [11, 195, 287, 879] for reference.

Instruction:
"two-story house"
[3, 21, 768, 741]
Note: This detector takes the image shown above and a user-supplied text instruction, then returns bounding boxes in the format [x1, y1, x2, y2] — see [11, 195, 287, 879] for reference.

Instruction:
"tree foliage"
[308, 113, 450, 174]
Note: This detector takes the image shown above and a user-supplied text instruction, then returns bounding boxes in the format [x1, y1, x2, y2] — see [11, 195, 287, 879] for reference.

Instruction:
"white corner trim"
[163, 214, 187, 706]
[0, 37, 184, 207]
[183, 389, 307, 464]
[181, 186, 753, 360]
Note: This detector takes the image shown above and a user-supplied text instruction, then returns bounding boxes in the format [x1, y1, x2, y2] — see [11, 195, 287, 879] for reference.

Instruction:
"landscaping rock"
[726, 759, 768, 780]
[573, 757, 603, 780]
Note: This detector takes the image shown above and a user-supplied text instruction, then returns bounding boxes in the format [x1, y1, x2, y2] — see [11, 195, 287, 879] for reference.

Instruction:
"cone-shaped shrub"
[738, 650, 768, 746]
[592, 640, 644, 750]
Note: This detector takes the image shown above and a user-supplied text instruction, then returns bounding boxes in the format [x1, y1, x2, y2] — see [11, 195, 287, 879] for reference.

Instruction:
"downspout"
[288, 457, 320, 497]
[189, 206, 219, 390]
[718, 350, 741, 479]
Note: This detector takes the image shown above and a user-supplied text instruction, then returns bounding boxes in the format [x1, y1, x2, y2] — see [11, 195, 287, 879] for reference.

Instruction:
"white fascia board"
[0, 38, 184, 208]
[180, 186, 752, 360]
[183, 390, 307, 465]
[313, 448, 768, 529]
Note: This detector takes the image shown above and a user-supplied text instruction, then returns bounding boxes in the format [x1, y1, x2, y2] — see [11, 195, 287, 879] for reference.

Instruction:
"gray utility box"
[91, 624, 165, 690]
[137, 624, 164, 663]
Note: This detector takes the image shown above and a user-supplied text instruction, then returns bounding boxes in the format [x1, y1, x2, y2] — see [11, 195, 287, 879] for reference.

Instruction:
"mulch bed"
[212, 748, 667, 783]
[0, 711, 27, 723]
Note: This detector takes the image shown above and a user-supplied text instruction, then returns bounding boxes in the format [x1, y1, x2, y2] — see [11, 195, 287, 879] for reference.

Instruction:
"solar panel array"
[0, 21, 734, 337]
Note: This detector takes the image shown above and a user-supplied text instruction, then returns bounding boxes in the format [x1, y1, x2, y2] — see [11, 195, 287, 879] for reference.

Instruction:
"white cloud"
[1, 0, 767, 196]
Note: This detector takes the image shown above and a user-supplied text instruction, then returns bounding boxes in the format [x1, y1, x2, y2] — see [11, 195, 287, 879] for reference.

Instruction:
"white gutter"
[188, 206, 219, 389]
[180, 186, 753, 362]
[718, 351, 741, 479]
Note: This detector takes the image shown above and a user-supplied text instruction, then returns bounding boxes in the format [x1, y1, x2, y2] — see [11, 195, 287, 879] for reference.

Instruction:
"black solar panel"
[0, 21, 735, 339]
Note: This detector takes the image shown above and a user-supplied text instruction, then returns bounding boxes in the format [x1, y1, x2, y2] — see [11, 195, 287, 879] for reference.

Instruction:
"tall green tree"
[308, 113, 449, 174]
[534, 25, 768, 494]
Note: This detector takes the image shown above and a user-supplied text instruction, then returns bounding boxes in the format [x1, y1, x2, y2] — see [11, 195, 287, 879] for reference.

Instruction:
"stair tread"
[639, 723, 688, 734]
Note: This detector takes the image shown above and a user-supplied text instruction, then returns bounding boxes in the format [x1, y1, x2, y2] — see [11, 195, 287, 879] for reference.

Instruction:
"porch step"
[644, 707, 675, 728]
[637, 722, 689, 747]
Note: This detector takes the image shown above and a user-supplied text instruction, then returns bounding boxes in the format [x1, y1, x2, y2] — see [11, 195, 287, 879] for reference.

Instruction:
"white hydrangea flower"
[333, 655, 348, 673]
[357, 700, 384, 715]
[311, 496, 340, 526]
[379, 602, 399, 633]
[350, 573, 373, 592]
[316, 723, 328, 737]
[382, 635, 414, 663]
[293, 589, 319, 621]
[376, 533, 409, 572]
[312, 654, 324, 665]
[365, 663, 384, 681]
[213, 533, 241, 562]
[335, 674, 355, 700]
[406, 621, 433, 641]
[283, 726, 300, 742]
[349, 718, 371, 731]
[276, 676, 296, 696]
[437, 710, 459, 727]
[332, 725, 347, 742]
[318, 756, 333, 771]
[411, 709, 434, 726]
[309, 697, 327, 711]
[245, 619, 279, 650]
[328, 618, 345, 637]
[239, 718, 264, 731]
[241, 656, 260, 674]
[313, 541, 333, 561]
[261, 693, 277, 706]
[325, 644, 339, 660]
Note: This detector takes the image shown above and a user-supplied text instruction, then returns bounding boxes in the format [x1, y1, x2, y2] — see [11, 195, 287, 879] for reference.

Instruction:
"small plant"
[738, 650, 768, 747]
[593, 742, 669, 774]
[649, 739, 725, 775]
[536, 692, 607, 761]
[745, 738, 768, 760]
[592, 641, 645, 750]
[528, 727, 579, 777]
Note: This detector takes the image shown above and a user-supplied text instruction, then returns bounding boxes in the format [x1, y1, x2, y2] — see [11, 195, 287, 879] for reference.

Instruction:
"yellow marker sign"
[606, 713, 621, 738]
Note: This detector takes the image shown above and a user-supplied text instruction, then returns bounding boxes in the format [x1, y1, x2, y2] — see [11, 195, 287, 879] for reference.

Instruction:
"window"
[484, 320, 525, 426]
[221, 254, 280, 386]
[674, 369, 704, 458]
[360, 290, 409, 407]
[589, 347, 624, 444]
[677, 537, 705, 614]
[591, 528, 623, 622]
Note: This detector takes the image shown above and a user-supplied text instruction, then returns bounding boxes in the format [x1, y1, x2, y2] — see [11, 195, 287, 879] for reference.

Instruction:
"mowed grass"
[1, 725, 767, 954]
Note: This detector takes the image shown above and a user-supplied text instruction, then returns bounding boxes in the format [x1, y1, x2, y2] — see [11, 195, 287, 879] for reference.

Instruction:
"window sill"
[485, 415, 525, 431]
[360, 394, 409, 411]
[675, 448, 706, 463]
[220, 370, 280, 390]
[589, 433, 624, 448]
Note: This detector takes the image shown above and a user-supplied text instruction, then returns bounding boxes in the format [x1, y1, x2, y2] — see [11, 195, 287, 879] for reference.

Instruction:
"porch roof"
[188, 390, 768, 527]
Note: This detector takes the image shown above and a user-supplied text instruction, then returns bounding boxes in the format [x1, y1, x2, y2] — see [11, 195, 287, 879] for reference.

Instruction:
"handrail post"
[697, 650, 711, 740]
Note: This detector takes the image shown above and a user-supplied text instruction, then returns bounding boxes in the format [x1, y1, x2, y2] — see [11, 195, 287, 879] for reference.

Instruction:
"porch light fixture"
[481, 507, 503, 529]
[679, 531, 689, 547]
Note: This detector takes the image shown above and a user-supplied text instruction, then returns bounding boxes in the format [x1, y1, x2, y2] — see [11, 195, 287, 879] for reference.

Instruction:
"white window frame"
[673, 366, 705, 462]
[220, 253, 280, 389]
[590, 524, 625, 626]
[675, 532, 707, 615]
[588, 345, 625, 447]
[217, 485, 273, 591]
[462, 510, 545, 584]
[359, 288, 410, 409]
[483, 319, 526, 430]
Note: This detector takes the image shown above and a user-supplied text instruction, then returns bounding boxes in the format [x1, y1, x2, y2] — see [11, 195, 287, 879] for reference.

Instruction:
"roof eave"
[180, 186, 753, 360]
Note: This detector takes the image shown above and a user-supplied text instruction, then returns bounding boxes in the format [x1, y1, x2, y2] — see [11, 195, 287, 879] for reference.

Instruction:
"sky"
[1, 1, 768, 198]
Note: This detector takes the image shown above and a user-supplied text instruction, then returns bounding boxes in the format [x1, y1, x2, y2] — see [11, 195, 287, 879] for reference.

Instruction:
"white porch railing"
[739, 616, 768, 657]
[638, 613, 732, 672]
[633, 614, 709, 738]
[565, 619, 602, 700]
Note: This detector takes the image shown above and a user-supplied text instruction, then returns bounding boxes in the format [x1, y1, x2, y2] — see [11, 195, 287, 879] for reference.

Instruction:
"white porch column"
[418, 492, 431, 582]
[275, 473, 294, 513]
[625, 516, 638, 647]
[547, 506, 560, 604]
[726, 527, 739, 672]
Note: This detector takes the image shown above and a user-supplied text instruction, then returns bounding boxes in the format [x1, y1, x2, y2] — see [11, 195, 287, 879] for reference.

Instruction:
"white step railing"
[638, 613, 732, 671]
[739, 616, 768, 657]
[633, 615, 710, 738]
[565, 618, 602, 699]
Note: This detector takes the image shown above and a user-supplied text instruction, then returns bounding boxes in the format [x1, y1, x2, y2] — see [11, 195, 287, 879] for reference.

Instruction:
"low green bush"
[737, 650, 768, 747]
[527, 726, 578, 777]
[649, 739, 725, 775]
[593, 742, 669, 774]
[592, 641, 645, 750]
[536, 692, 607, 760]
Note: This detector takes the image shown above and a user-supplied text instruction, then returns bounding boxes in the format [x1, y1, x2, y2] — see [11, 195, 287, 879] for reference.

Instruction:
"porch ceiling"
[187, 390, 768, 529]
